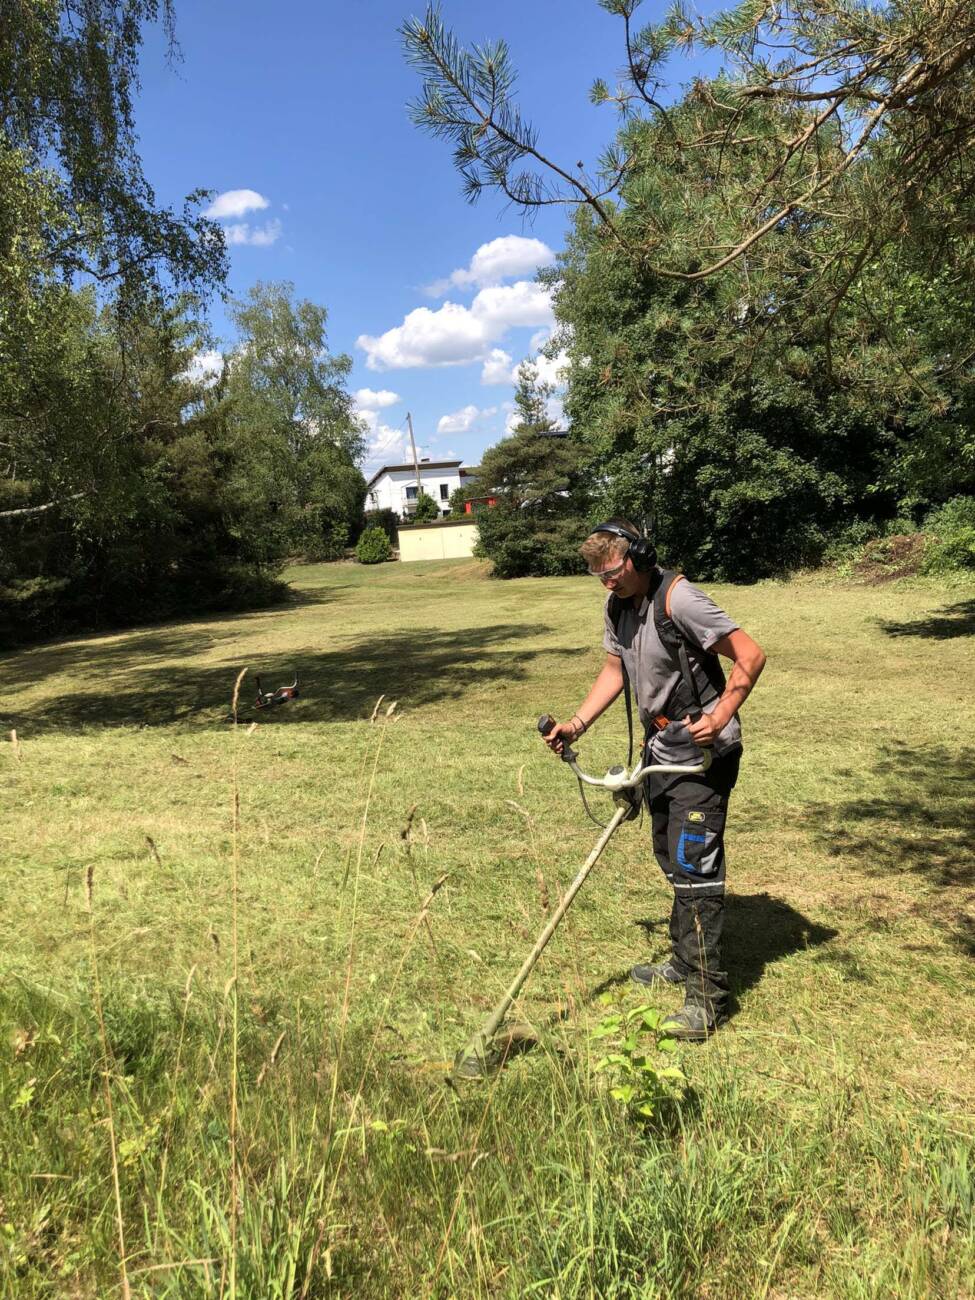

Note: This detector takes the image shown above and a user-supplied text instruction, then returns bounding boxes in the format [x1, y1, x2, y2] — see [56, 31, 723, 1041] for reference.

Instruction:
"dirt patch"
[851, 533, 927, 583]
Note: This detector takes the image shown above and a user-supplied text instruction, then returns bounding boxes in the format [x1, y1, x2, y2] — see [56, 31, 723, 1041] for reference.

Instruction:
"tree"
[1, 0, 227, 530]
[448, 484, 471, 517]
[404, 3, 975, 558]
[412, 491, 440, 522]
[403, 2, 975, 415]
[0, 291, 291, 643]
[213, 282, 366, 562]
[472, 366, 592, 577]
[1, 0, 226, 297]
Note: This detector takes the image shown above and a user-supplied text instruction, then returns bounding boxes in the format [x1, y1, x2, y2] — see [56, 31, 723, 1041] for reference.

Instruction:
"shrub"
[355, 527, 392, 565]
[412, 492, 440, 523]
[922, 496, 975, 573]
[363, 508, 399, 543]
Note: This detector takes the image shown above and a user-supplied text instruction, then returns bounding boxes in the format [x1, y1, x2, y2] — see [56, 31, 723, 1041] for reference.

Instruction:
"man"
[543, 519, 766, 1040]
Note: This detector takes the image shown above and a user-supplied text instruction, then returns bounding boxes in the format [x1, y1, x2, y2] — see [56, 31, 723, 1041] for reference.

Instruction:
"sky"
[134, 1, 718, 476]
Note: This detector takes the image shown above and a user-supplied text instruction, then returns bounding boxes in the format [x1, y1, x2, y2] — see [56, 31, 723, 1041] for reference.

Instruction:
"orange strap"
[664, 573, 685, 618]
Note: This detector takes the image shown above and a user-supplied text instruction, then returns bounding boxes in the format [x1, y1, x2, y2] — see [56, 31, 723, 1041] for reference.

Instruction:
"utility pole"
[406, 411, 422, 516]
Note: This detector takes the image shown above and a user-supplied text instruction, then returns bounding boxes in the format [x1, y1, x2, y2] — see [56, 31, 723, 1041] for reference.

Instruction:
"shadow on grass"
[0, 586, 337, 695]
[595, 894, 837, 1018]
[878, 598, 975, 640]
[803, 740, 975, 956]
[3, 622, 585, 733]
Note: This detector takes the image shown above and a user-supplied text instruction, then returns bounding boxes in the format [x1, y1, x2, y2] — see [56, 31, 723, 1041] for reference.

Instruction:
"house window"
[404, 485, 418, 500]
[439, 483, 449, 501]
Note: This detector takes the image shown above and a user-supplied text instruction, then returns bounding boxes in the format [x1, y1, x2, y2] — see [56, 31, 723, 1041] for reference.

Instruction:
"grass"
[1, 557, 974, 1297]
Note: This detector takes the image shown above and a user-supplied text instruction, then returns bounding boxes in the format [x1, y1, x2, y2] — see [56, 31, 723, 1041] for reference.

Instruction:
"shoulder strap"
[652, 569, 726, 719]
[607, 593, 633, 765]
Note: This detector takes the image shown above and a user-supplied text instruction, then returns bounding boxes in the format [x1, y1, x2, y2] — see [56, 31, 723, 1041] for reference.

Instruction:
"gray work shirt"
[602, 575, 742, 763]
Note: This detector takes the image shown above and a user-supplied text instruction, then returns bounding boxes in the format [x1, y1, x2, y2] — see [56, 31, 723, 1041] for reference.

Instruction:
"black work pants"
[644, 748, 741, 1021]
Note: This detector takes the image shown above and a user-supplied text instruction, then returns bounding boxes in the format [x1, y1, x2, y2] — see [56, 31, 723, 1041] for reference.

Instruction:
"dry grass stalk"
[255, 1030, 287, 1087]
[153, 964, 198, 1250]
[83, 865, 132, 1300]
[9, 729, 20, 760]
[227, 668, 248, 1298]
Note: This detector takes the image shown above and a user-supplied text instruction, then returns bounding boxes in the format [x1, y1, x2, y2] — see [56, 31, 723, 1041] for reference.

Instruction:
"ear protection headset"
[591, 521, 657, 571]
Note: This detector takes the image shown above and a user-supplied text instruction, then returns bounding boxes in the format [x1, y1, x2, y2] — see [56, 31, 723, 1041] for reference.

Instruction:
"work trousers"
[644, 748, 741, 1021]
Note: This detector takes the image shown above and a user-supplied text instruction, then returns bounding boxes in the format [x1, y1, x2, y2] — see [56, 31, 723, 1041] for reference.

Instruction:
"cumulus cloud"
[357, 280, 554, 371]
[354, 388, 401, 410]
[224, 218, 282, 247]
[437, 404, 498, 434]
[480, 348, 514, 385]
[182, 348, 224, 386]
[203, 189, 270, 220]
[426, 235, 556, 296]
[515, 349, 571, 389]
[362, 423, 434, 471]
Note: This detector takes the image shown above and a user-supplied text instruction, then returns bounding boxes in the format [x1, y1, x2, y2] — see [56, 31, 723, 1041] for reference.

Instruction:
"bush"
[363, 508, 399, 543]
[412, 492, 440, 523]
[474, 504, 588, 578]
[355, 527, 392, 565]
[922, 496, 975, 573]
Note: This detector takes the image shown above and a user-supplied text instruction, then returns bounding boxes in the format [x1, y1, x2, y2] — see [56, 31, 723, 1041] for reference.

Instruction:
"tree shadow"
[591, 896, 836, 1017]
[0, 590, 339, 695]
[2, 623, 586, 733]
[802, 740, 975, 956]
[877, 598, 975, 640]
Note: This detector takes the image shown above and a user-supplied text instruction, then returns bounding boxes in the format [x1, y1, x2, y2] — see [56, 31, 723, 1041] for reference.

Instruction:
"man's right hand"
[542, 719, 579, 755]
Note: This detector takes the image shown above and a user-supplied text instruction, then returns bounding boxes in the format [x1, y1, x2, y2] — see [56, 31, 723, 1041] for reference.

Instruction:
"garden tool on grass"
[450, 715, 711, 1082]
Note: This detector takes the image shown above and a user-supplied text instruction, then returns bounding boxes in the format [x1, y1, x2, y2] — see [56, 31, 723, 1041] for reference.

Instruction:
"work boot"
[630, 960, 686, 988]
[660, 1001, 724, 1042]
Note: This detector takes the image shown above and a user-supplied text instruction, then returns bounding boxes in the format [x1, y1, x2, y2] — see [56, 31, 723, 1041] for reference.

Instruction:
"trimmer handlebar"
[538, 710, 711, 786]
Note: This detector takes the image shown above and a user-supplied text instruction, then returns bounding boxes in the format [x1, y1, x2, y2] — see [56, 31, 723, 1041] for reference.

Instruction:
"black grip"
[537, 713, 577, 762]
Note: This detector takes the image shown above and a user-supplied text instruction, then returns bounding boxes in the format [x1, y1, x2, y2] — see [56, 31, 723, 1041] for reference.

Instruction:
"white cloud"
[437, 404, 498, 434]
[354, 388, 401, 410]
[515, 349, 571, 389]
[426, 236, 555, 296]
[363, 424, 434, 471]
[182, 349, 224, 386]
[203, 189, 270, 220]
[224, 218, 282, 247]
[357, 280, 554, 371]
[480, 348, 514, 385]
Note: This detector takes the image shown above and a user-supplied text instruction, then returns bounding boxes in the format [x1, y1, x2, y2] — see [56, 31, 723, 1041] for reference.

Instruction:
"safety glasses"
[588, 558, 627, 583]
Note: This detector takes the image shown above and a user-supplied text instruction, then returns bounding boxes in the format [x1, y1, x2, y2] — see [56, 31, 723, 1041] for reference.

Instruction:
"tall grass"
[1, 560, 974, 1295]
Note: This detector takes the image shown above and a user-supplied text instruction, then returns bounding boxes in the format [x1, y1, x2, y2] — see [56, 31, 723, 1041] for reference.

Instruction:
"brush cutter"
[450, 715, 711, 1081]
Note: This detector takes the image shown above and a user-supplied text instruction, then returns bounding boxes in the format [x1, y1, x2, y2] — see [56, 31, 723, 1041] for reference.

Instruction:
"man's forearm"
[710, 650, 765, 731]
[572, 658, 624, 731]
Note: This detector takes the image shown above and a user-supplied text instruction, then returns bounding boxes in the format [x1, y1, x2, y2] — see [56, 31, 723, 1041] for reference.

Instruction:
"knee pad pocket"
[676, 810, 724, 876]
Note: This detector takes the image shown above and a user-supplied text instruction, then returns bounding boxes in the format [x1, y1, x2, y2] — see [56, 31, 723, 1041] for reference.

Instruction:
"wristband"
[571, 713, 588, 735]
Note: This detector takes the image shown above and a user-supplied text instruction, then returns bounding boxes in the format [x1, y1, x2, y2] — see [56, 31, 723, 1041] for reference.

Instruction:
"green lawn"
[2, 559, 974, 1297]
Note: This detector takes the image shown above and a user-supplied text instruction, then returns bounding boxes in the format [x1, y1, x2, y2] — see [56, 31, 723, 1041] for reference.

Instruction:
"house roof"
[364, 460, 463, 492]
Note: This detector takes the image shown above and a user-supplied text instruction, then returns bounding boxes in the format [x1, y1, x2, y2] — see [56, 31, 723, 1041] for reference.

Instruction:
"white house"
[364, 459, 465, 519]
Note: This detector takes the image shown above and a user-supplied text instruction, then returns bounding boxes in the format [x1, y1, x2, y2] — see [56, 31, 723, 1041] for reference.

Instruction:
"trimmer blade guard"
[450, 1023, 540, 1083]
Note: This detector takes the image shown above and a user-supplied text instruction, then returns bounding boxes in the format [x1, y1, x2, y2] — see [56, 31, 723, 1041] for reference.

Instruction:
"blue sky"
[135, 1, 717, 473]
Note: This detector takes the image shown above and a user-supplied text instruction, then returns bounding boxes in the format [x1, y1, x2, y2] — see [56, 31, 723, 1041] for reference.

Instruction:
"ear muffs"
[591, 522, 657, 571]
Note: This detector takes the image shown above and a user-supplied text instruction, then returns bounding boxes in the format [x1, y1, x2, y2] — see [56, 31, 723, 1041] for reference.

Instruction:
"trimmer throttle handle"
[537, 713, 578, 763]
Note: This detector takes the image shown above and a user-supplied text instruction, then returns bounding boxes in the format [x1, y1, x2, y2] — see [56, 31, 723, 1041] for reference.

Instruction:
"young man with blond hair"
[543, 519, 766, 1039]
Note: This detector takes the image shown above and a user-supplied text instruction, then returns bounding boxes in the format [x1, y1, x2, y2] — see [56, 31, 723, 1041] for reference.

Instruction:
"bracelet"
[571, 713, 588, 735]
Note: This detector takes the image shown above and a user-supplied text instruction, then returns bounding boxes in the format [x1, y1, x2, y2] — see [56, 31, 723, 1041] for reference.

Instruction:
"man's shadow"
[593, 892, 836, 1019]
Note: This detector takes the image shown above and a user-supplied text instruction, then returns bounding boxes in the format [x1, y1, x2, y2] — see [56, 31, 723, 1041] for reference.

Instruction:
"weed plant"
[1, 559, 974, 1296]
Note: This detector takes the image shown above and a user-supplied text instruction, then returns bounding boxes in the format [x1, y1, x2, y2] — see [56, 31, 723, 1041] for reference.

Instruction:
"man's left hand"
[683, 711, 725, 747]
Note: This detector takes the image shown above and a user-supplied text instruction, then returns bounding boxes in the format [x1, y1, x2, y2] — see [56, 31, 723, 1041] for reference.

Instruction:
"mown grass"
[1, 559, 974, 1297]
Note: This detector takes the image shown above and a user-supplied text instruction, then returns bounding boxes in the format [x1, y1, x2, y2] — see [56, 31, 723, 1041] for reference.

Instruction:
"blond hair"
[579, 518, 642, 569]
